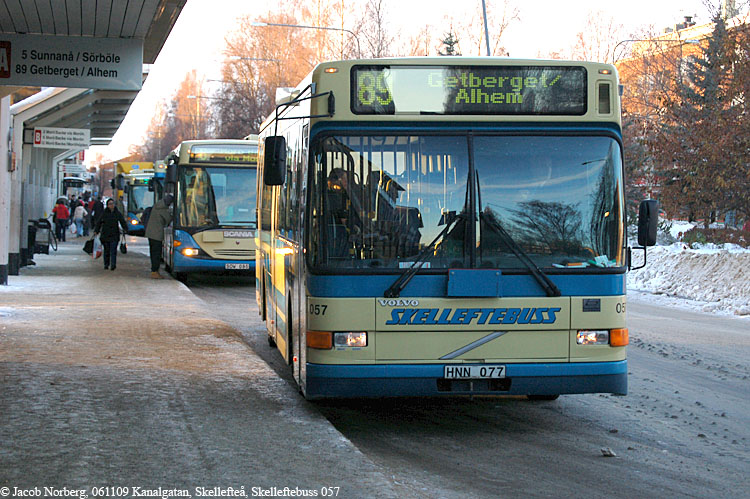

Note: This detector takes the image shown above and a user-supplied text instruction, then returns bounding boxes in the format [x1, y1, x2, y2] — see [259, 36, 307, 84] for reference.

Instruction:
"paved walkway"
[0, 239, 402, 497]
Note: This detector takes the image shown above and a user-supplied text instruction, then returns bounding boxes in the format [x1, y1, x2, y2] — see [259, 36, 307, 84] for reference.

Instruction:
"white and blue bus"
[162, 138, 259, 282]
[256, 58, 657, 399]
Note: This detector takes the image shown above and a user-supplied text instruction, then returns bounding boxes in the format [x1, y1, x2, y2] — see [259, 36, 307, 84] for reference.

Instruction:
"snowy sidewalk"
[0, 240, 401, 495]
[628, 243, 750, 318]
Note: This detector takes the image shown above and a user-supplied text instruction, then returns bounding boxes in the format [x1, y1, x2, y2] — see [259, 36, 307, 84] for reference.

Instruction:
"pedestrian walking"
[52, 200, 70, 242]
[73, 203, 88, 237]
[91, 196, 104, 226]
[94, 198, 128, 271]
[145, 194, 173, 279]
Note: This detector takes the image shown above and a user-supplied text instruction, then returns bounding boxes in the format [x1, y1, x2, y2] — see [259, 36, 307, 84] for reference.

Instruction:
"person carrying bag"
[119, 233, 128, 254]
[93, 198, 128, 270]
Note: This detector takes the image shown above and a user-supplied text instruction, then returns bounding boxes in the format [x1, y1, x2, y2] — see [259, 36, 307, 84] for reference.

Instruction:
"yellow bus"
[162, 138, 259, 282]
[256, 58, 657, 399]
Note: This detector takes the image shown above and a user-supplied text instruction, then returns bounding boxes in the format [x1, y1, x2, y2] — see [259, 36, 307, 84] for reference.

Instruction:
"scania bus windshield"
[127, 183, 154, 214]
[178, 166, 257, 228]
[309, 134, 624, 271]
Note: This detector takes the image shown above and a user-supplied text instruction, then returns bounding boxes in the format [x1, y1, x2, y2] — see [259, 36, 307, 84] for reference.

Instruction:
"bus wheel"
[267, 332, 276, 348]
[527, 394, 560, 401]
[175, 272, 188, 284]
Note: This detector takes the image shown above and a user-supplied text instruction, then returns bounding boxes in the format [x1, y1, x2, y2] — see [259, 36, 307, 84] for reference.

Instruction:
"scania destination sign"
[0, 34, 143, 90]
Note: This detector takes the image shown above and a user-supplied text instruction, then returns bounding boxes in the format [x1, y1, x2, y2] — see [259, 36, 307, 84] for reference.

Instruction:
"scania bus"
[162, 138, 259, 282]
[256, 58, 657, 399]
[111, 161, 166, 235]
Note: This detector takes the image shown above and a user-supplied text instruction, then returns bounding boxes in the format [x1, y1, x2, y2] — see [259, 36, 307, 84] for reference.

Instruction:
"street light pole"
[481, 0, 491, 56]
[251, 21, 362, 59]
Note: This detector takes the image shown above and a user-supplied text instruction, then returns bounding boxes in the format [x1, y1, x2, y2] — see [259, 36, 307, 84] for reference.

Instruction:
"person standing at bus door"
[145, 194, 173, 279]
[52, 200, 70, 243]
[73, 203, 88, 237]
[116, 195, 126, 218]
[94, 198, 128, 271]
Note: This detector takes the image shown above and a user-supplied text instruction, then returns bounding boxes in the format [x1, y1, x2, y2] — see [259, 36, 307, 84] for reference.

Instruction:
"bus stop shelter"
[0, 0, 187, 283]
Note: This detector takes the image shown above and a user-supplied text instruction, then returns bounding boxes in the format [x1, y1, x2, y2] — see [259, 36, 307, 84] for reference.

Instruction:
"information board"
[33, 127, 90, 149]
[0, 34, 143, 90]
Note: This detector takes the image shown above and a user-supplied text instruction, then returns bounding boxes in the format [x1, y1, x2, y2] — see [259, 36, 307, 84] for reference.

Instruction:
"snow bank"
[628, 243, 750, 318]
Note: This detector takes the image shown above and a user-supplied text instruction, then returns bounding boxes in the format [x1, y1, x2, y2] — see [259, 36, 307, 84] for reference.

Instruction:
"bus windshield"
[178, 166, 257, 228]
[309, 134, 624, 271]
[127, 184, 154, 214]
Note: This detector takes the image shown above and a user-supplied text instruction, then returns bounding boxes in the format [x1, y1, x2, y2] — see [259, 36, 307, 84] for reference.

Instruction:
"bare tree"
[571, 10, 626, 63]
[360, 0, 394, 58]
[452, 1, 520, 56]
[211, 8, 318, 137]
[405, 24, 435, 56]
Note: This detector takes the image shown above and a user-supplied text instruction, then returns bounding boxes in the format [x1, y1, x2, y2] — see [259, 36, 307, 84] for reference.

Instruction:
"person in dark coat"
[145, 194, 174, 279]
[94, 198, 128, 270]
[90, 196, 104, 225]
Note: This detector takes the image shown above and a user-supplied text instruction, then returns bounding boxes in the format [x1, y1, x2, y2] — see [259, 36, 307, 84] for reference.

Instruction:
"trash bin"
[33, 219, 52, 255]
[27, 220, 38, 256]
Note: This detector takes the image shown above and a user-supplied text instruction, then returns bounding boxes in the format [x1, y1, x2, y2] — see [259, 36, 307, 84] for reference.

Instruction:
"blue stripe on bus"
[173, 251, 255, 273]
[307, 273, 625, 297]
[305, 360, 627, 399]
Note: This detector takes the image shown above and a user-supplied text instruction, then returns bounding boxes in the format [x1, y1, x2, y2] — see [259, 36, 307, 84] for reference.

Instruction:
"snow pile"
[628, 243, 750, 317]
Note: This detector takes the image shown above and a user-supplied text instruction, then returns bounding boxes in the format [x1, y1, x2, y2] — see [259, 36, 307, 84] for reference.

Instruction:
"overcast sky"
[96, 0, 717, 161]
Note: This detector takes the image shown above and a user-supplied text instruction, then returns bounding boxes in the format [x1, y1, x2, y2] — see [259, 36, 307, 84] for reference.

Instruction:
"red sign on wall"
[0, 41, 10, 78]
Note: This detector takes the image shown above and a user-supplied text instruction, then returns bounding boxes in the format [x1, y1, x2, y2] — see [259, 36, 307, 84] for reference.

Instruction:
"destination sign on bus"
[351, 65, 587, 115]
[189, 144, 258, 164]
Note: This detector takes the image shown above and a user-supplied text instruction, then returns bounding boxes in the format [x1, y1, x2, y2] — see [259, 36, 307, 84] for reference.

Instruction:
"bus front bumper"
[173, 251, 255, 274]
[304, 360, 627, 399]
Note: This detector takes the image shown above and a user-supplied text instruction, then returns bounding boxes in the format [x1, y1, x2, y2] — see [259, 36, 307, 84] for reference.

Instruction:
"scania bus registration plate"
[225, 263, 250, 270]
[444, 365, 506, 379]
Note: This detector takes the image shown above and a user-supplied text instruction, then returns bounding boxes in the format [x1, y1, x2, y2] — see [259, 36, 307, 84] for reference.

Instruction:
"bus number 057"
[309, 304, 328, 316]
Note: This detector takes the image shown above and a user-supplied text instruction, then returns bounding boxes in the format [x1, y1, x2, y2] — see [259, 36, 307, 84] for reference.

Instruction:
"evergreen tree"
[439, 31, 460, 56]
[651, 16, 739, 225]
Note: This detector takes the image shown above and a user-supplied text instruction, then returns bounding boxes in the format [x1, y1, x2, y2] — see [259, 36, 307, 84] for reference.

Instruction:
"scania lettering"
[256, 57, 657, 399]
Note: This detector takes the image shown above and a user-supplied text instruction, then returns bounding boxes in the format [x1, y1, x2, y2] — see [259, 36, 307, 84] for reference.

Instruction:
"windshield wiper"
[476, 172, 560, 297]
[480, 213, 561, 297]
[384, 211, 464, 298]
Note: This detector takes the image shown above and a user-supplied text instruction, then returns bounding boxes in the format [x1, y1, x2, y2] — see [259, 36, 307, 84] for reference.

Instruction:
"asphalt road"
[188, 275, 750, 498]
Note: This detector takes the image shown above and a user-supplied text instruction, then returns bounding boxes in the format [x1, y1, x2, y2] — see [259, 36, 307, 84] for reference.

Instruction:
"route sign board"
[0, 34, 142, 90]
[33, 127, 90, 149]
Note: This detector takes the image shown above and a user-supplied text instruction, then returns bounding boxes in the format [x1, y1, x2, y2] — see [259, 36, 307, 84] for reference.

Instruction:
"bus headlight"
[130, 219, 139, 225]
[576, 330, 609, 345]
[334, 331, 367, 347]
[181, 248, 200, 257]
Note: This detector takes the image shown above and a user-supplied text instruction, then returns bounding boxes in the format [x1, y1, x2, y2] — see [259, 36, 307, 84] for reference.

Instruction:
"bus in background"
[61, 176, 87, 199]
[256, 58, 658, 400]
[122, 163, 166, 235]
[162, 137, 259, 282]
[111, 161, 166, 235]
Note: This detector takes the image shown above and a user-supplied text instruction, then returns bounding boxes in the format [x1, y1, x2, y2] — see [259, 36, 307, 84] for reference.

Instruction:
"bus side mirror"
[113, 174, 125, 190]
[147, 178, 155, 192]
[263, 136, 287, 186]
[637, 199, 658, 247]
